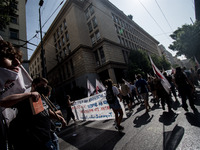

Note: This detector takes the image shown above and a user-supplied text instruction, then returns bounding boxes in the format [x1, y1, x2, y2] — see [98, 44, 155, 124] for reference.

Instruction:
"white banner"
[72, 91, 127, 121]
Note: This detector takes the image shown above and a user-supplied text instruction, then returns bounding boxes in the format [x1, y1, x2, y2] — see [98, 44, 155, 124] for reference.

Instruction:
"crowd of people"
[1, 39, 199, 149]
[105, 66, 199, 131]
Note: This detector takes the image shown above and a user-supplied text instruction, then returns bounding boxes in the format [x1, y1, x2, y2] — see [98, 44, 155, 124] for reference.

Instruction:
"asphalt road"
[57, 89, 200, 150]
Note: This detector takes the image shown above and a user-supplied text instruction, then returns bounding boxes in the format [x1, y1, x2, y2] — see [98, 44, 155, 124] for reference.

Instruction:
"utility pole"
[39, 0, 47, 78]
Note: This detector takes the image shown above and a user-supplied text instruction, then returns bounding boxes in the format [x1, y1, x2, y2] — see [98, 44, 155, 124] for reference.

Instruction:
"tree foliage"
[126, 50, 171, 81]
[151, 54, 171, 71]
[169, 21, 200, 61]
[0, 0, 17, 30]
[126, 50, 151, 81]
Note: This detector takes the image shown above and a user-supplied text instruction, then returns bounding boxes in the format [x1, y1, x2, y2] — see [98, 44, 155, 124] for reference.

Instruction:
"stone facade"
[29, 0, 160, 100]
[0, 0, 28, 71]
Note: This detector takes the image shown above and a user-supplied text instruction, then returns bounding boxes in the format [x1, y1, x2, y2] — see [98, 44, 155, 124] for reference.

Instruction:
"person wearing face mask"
[9, 77, 66, 150]
[0, 40, 40, 150]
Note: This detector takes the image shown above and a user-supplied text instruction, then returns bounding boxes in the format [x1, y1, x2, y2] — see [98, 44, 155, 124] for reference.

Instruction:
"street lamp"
[39, 0, 47, 78]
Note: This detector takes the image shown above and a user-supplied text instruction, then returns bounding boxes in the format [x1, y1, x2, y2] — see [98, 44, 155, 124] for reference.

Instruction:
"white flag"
[122, 78, 131, 89]
[194, 56, 199, 68]
[0, 65, 32, 126]
[87, 79, 95, 97]
[96, 79, 105, 94]
[149, 55, 171, 94]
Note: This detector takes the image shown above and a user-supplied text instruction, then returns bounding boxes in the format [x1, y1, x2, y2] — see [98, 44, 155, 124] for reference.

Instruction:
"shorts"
[140, 93, 148, 101]
[122, 95, 131, 104]
[109, 97, 121, 110]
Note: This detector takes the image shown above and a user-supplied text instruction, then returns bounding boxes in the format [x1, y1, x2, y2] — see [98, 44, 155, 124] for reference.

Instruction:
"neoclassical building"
[0, 0, 28, 71]
[29, 0, 160, 100]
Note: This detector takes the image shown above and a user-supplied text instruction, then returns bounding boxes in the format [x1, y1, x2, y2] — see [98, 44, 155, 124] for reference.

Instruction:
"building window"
[70, 59, 74, 75]
[56, 29, 59, 38]
[58, 40, 61, 49]
[55, 44, 58, 53]
[92, 17, 97, 28]
[87, 21, 93, 32]
[63, 19, 67, 29]
[53, 33, 56, 42]
[59, 51, 63, 60]
[111, 13, 114, 21]
[62, 36, 65, 45]
[88, 4, 94, 15]
[65, 32, 69, 42]
[94, 51, 100, 66]
[85, 9, 90, 20]
[63, 48, 67, 56]
[99, 47, 105, 64]
[122, 50, 129, 64]
[91, 35, 95, 45]
[67, 44, 71, 53]
[10, 15, 18, 24]
[118, 36, 121, 44]
[60, 24, 63, 34]
[95, 30, 100, 41]
[9, 28, 19, 39]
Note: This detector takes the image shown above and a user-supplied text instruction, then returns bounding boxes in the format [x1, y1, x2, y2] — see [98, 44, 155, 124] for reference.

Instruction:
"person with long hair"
[105, 79, 124, 131]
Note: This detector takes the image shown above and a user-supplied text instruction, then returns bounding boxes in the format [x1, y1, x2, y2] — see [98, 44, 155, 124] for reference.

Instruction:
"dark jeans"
[66, 107, 75, 124]
[178, 85, 195, 109]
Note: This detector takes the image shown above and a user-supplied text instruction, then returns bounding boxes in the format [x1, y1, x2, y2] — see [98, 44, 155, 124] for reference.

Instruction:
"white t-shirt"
[112, 86, 120, 96]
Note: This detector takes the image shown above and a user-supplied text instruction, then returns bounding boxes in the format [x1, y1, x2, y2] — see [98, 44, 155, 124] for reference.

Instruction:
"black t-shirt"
[175, 72, 188, 87]
[9, 98, 51, 149]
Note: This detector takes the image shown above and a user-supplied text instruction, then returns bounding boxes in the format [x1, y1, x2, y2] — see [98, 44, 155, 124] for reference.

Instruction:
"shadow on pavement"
[163, 125, 184, 150]
[58, 125, 125, 150]
[185, 111, 200, 127]
[171, 100, 181, 110]
[131, 104, 145, 116]
[133, 112, 154, 128]
[151, 103, 161, 110]
[159, 111, 178, 126]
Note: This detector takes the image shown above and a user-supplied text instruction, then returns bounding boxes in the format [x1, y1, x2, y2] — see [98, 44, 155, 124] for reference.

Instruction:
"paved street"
[57, 89, 200, 150]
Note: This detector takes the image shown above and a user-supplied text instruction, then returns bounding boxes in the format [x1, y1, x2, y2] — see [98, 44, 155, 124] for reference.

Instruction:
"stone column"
[108, 68, 117, 84]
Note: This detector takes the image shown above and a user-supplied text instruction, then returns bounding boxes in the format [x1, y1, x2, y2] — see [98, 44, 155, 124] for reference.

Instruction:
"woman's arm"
[0, 91, 40, 108]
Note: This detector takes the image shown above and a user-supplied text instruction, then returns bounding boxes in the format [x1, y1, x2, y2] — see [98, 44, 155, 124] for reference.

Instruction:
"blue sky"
[26, 0, 195, 59]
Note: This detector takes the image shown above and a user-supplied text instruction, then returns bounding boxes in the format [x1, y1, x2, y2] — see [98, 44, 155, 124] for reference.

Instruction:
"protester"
[0, 40, 38, 150]
[174, 67, 197, 112]
[9, 77, 66, 150]
[120, 80, 132, 112]
[154, 77, 172, 112]
[129, 81, 141, 104]
[135, 74, 151, 113]
[105, 79, 124, 131]
[64, 95, 76, 125]
[163, 72, 178, 102]
[147, 76, 157, 103]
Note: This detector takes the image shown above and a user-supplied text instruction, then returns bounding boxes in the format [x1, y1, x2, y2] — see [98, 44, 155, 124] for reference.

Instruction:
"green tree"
[126, 50, 171, 81]
[151, 54, 171, 70]
[0, 0, 17, 30]
[169, 21, 200, 61]
[126, 49, 151, 81]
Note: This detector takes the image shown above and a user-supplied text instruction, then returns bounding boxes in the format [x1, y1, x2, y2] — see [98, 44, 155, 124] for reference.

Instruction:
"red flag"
[149, 55, 171, 94]
[96, 79, 105, 94]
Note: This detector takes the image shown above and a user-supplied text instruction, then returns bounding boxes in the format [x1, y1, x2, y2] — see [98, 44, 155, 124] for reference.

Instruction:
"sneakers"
[115, 125, 124, 131]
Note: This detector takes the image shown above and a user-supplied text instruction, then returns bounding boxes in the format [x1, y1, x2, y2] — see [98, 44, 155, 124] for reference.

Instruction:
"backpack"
[106, 88, 116, 104]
